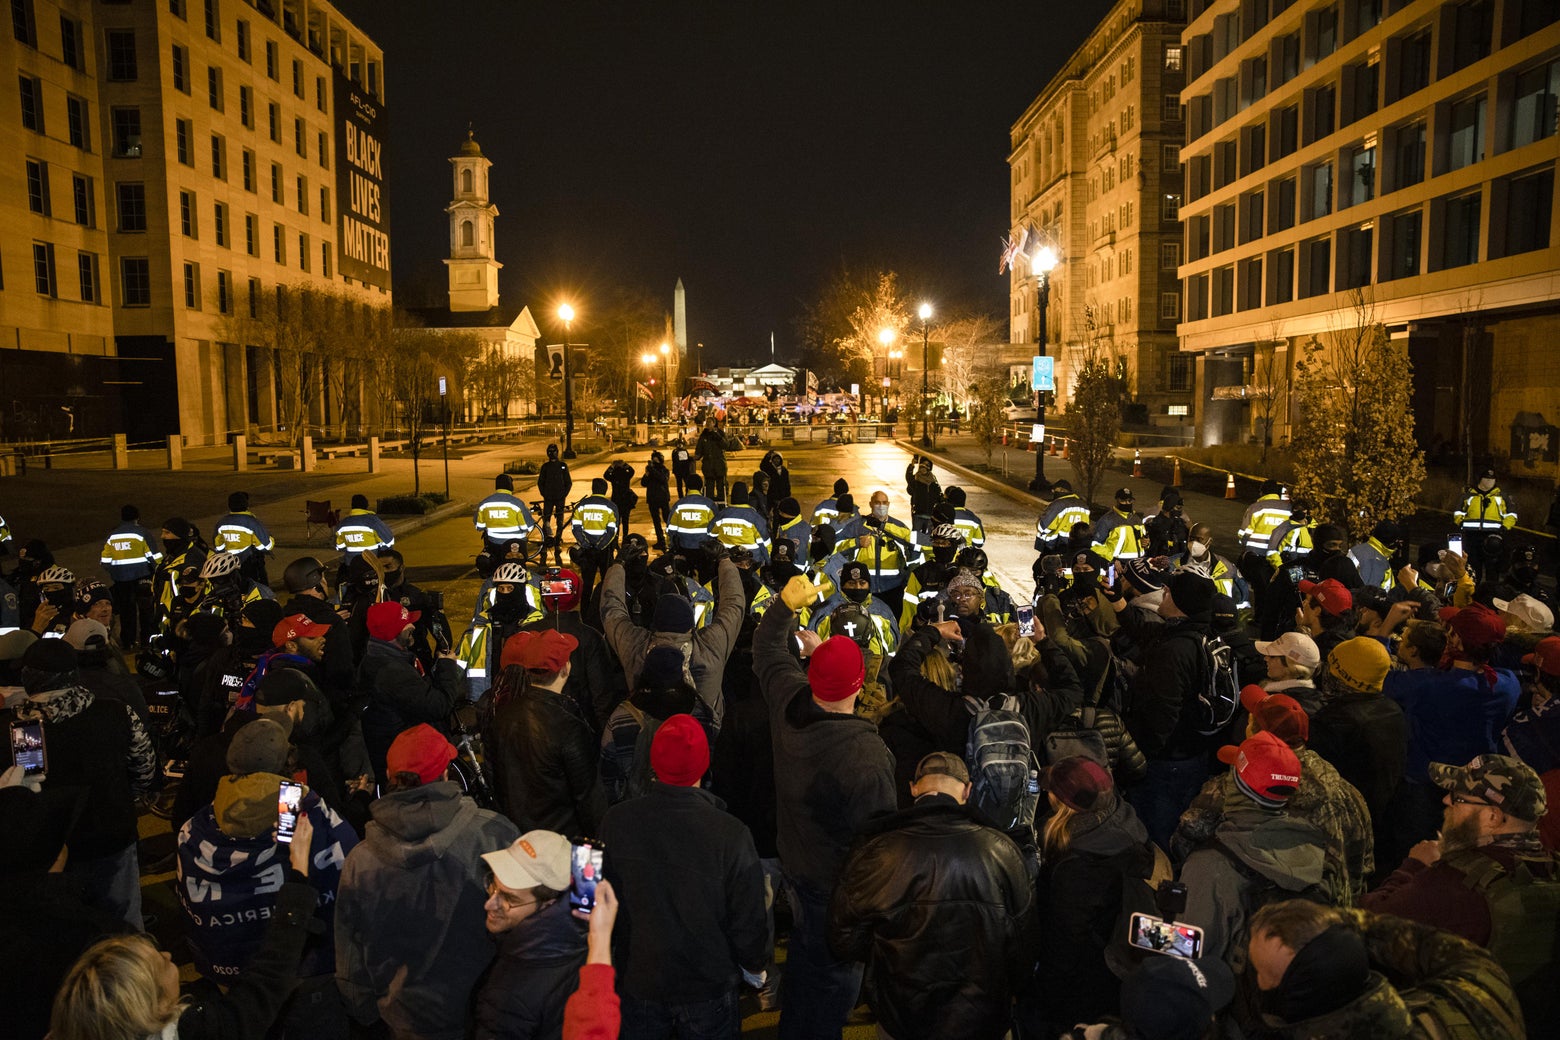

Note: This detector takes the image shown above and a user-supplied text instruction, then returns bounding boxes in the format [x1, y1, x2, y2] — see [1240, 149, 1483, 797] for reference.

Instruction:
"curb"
[894, 438, 1048, 511]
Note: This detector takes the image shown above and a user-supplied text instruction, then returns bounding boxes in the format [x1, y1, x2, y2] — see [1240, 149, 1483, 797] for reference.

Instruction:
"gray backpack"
[964, 694, 1039, 832]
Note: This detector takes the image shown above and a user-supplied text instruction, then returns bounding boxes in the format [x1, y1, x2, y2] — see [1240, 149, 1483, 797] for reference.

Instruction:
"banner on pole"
[1032, 355, 1055, 392]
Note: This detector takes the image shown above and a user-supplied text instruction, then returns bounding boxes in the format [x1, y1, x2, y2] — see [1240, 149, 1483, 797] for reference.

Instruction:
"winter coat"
[1384, 665, 1522, 785]
[751, 600, 896, 891]
[520, 612, 626, 730]
[601, 783, 769, 1003]
[711, 637, 779, 859]
[176, 780, 356, 980]
[1173, 749, 1374, 905]
[760, 452, 791, 502]
[1178, 805, 1329, 970]
[538, 459, 573, 503]
[598, 683, 716, 805]
[336, 782, 520, 1040]
[829, 794, 1035, 1040]
[485, 677, 607, 837]
[639, 459, 672, 506]
[1308, 687, 1408, 826]
[1263, 677, 1320, 716]
[1255, 908, 1525, 1040]
[600, 558, 744, 727]
[1120, 616, 1224, 760]
[357, 637, 465, 786]
[1035, 794, 1156, 1034]
[694, 427, 728, 476]
[908, 473, 943, 519]
[472, 897, 587, 1040]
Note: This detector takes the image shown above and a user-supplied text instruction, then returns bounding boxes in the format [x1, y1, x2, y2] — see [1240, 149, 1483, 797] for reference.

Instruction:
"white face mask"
[1477, 478, 1495, 492]
[1189, 540, 1210, 560]
[871, 504, 889, 520]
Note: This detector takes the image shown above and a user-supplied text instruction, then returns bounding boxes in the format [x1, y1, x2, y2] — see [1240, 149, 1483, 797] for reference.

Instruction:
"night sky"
[334, 1, 1108, 365]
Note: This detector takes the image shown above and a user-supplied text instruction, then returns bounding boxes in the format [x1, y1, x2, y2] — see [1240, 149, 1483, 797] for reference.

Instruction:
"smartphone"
[1016, 605, 1035, 638]
[570, 840, 605, 915]
[541, 578, 575, 598]
[1127, 912, 1205, 959]
[276, 780, 304, 844]
[1447, 535, 1464, 556]
[9, 719, 46, 779]
[1107, 563, 1118, 587]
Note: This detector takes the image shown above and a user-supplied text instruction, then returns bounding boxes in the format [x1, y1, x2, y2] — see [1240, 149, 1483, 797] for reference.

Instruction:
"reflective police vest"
[474, 492, 536, 541]
[667, 494, 717, 551]
[713, 505, 771, 564]
[570, 496, 620, 550]
[214, 512, 274, 556]
[952, 507, 987, 548]
[1266, 519, 1315, 569]
[809, 594, 900, 657]
[334, 509, 395, 555]
[1092, 511, 1148, 562]
[900, 564, 950, 631]
[100, 522, 162, 582]
[1237, 494, 1292, 553]
[837, 516, 919, 592]
[155, 548, 206, 630]
[775, 516, 812, 560]
[1455, 488, 1517, 531]
[1348, 537, 1395, 592]
[1035, 495, 1092, 551]
[809, 496, 844, 530]
[0, 514, 11, 551]
[685, 576, 716, 628]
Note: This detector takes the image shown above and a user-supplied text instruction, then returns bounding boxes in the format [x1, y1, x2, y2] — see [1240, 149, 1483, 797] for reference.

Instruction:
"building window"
[32, 241, 55, 296]
[184, 262, 200, 308]
[1305, 162, 1333, 220]
[321, 242, 331, 278]
[1165, 45, 1183, 72]
[297, 175, 308, 215]
[1271, 176, 1297, 232]
[1386, 209, 1422, 280]
[19, 74, 42, 131]
[1163, 93, 1181, 121]
[1271, 247, 1295, 303]
[203, 0, 219, 41]
[1275, 32, 1299, 87]
[245, 212, 257, 255]
[1451, 0, 1493, 72]
[25, 158, 49, 215]
[270, 162, 282, 203]
[242, 148, 255, 191]
[1439, 192, 1481, 268]
[78, 250, 98, 302]
[207, 65, 223, 110]
[120, 257, 151, 306]
[62, 97, 90, 153]
[176, 118, 192, 165]
[1519, 0, 1560, 33]
[111, 107, 142, 158]
[268, 102, 280, 142]
[172, 44, 189, 92]
[236, 18, 248, 60]
[316, 75, 326, 112]
[1162, 193, 1181, 221]
[170, 0, 186, 19]
[461, 220, 474, 247]
[292, 59, 302, 98]
[1213, 203, 1236, 252]
[180, 190, 196, 237]
[1448, 95, 1486, 170]
[1510, 60, 1559, 150]
[1301, 237, 1332, 298]
[210, 134, 226, 179]
[214, 201, 228, 246]
[71, 173, 94, 226]
[1307, 83, 1336, 143]
[1160, 292, 1181, 322]
[319, 186, 330, 221]
[1394, 122, 1426, 188]
[217, 269, 231, 313]
[1314, 5, 1338, 61]
[247, 276, 260, 316]
[13, 0, 35, 46]
[1211, 265, 1235, 316]
[1396, 30, 1431, 101]
[318, 131, 330, 169]
[239, 85, 252, 127]
[1499, 168, 1554, 256]
[1168, 353, 1193, 390]
[1238, 257, 1263, 310]
[1340, 224, 1374, 289]
[273, 224, 285, 263]
[1160, 242, 1181, 269]
[298, 232, 309, 271]
[294, 118, 306, 157]
[1345, 61, 1378, 124]
[266, 39, 278, 79]
[106, 29, 137, 80]
[1163, 144, 1180, 171]
[1346, 145, 1375, 207]
[116, 182, 146, 231]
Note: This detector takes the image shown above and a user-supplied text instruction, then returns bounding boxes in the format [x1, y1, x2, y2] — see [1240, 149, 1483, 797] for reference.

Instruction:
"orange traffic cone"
[1172, 457, 1182, 487]
[1049, 436, 1058, 457]
[1224, 473, 1237, 499]
[1132, 449, 1142, 477]
[1062, 439, 1071, 460]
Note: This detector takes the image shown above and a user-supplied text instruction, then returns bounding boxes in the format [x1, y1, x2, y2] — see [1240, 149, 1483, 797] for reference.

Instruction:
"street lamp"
[639, 351, 655, 425]
[918, 302, 933, 447]
[558, 302, 576, 458]
[659, 341, 671, 420]
[1029, 245, 1059, 492]
[877, 328, 895, 420]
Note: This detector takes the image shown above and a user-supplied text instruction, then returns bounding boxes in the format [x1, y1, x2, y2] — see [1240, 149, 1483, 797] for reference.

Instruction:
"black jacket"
[1122, 615, 1221, 760]
[1307, 689, 1408, 824]
[639, 460, 672, 506]
[520, 612, 625, 730]
[472, 897, 586, 1040]
[751, 602, 895, 891]
[712, 636, 778, 857]
[760, 453, 791, 502]
[601, 783, 768, 1003]
[605, 461, 637, 512]
[279, 593, 355, 697]
[695, 428, 728, 474]
[486, 679, 607, 837]
[829, 794, 1035, 1040]
[538, 459, 573, 503]
[357, 638, 464, 786]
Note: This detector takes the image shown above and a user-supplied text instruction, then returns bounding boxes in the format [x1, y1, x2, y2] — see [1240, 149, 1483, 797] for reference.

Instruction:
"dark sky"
[334, 1, 1107, 365]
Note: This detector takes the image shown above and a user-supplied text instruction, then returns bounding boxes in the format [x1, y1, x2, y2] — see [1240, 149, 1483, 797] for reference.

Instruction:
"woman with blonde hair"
[50, 817, 317, 1040]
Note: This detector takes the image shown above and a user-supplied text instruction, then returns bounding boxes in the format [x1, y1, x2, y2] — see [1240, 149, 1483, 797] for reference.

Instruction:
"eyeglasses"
[1449, 794, 1495, 808]
[485, 878, 539, 911]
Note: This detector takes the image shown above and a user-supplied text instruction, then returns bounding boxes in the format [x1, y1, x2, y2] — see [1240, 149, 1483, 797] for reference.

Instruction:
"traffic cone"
[1132, 449, 1143, 477]
[1062, 439, 1070, 460]
[1172, 457, 1182, 487]
[1049, 436, 1058, 457]
[1224, 473, 1237, 499]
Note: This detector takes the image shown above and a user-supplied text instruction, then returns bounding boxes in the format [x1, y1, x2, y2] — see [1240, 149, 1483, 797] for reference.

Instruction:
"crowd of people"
[0, 443, 1557, 1040]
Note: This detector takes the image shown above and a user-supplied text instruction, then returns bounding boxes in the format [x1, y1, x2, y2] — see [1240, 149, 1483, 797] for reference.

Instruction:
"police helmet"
[931, 524, 965, 545]
[954, 548, 988, 573]
[283, 556, 326, 593]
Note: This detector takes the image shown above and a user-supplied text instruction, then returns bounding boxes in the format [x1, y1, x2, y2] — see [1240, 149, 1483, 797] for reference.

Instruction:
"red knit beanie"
[808, 635, 865, 702]
[650, 713, 709, 787]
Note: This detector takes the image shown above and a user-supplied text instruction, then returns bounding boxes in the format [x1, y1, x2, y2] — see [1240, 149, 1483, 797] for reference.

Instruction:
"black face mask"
[382, 569, 404, 590]
[932, 545, 956, 565]
[43, 587, 75, 610]
[770, 562, 801, 584]
[1513, 564, 1539, 585]
[236, 624, 272, 655]
[843, 586, 870, 604]
[490, 589, 527, 624]
[623, 557, 648, 584]
[163, 538, 186, 557]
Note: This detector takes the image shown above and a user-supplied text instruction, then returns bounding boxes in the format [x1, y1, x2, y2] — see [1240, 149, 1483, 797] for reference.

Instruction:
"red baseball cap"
[1523, 635, 1560, 677]
[1218, 731, 1302, 806]
[1440, 602, 1507, 651]
[500, 629, 578, 674]
[1239, 684, 1309, 748]
[1298, 578, 1352, 617]
[365, 601, 421, 642]
[386, 723, 457, 785]
[272, 613, 330, 647]
[1042, 756, 1114, 812]
[808, 634, 865, 702]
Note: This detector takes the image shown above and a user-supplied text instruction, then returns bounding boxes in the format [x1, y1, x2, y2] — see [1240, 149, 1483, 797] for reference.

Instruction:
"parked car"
[1003, 403, 1037, 421]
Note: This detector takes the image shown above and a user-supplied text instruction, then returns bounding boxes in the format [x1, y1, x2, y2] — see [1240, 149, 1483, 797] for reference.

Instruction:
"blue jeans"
[1128, 755, 1210, 853]
[67, 842, 143, 931]
[780, 875, 863, 1040]
[620, 990, 740, 1040]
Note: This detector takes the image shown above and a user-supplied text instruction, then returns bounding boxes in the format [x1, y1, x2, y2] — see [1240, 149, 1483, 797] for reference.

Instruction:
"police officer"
[99, 504, 161, 649]
[810, 478, 852, 530]
[1265, 498, 1316, 571]
[901, 524, 963, 631]
[1455, 467, 1518, 575]
[943, 486, 986, 548]
[1348, 519, 1408, 593]
[712, 480, 772, 565]
[537, 443, 574, 565]
[1236, 480, 1292, 612]
[154, 517, 208, 638]
[837, 490, 921, 618]
[1092, 487, 1148, 564]
[667, 473, 718, 553]
[773, 497, 811, 562]
[213, 491, 274, 587]
[475, 473, 539, 575]
[1144, 489, 1191, 559]
[1035, 479, 1091, 554]
[808, 560, 900, 657]
[670, 435, 694, 498]
[571, 477, 621, 615]
[335, 494, 394, 558]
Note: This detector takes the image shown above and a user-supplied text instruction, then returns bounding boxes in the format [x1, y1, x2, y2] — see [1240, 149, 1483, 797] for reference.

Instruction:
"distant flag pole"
[771, 331, 775, 363]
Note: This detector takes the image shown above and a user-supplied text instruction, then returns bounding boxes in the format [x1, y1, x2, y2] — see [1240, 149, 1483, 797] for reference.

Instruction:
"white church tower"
[444, 128, 501, 312]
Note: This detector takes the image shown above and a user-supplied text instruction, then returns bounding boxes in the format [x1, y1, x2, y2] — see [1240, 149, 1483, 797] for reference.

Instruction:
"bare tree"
[1250, 319, 1290, 463]
[379, 320, 480, 495]
[1067, 341, 1124, 507]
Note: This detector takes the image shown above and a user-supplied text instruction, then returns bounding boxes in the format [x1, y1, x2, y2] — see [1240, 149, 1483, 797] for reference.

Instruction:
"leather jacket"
[485, 680, 607, 837]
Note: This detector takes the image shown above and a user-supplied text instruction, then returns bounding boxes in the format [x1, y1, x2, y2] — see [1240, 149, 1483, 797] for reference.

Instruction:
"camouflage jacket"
[1257, 908, 1525, 1040]
[1172, 748, 1374, 904]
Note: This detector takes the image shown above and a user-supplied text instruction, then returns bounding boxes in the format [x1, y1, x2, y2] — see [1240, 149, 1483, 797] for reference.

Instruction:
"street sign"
[545, 344, 566, 380]
[1031, 423, 1045, 445]
[438, 376, 447, 397]
[1032, 355, 1055, 391]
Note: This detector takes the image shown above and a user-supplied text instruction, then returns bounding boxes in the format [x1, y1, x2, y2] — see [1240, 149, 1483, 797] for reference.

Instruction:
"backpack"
[1195, 635, 1240, 736]
[1042, 704, 1110, 768]
[1451, 850, 1560, 991]
[964, 694, 1039, 832]
[618, 702, 662, 803]
[1211, 837, 1332, 915]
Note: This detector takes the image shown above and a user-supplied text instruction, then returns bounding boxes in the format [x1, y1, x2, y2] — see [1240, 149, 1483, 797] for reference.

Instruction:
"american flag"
[998, 225, 1030, 274]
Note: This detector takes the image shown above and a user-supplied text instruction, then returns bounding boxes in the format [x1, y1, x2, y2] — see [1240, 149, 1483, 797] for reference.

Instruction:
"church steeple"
[444, 126, 501, 312]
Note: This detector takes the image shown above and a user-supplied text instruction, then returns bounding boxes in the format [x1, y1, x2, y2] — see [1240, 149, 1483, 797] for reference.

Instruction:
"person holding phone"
[473, 829, 589, 1038]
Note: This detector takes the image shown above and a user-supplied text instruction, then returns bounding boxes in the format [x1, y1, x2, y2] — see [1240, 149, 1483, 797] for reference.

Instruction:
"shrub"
[377, 492, 449, 515]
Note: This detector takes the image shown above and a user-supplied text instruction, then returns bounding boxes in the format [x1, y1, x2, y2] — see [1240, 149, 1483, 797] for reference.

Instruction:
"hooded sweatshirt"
[473, 897, 587, 1040]
[176, 774, 356, 980]
[335, 782, 519, 1040]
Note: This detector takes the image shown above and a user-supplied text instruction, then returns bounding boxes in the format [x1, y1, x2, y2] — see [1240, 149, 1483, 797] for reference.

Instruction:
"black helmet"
[954, 547, 988, 573]
[283, 556, 326, 594]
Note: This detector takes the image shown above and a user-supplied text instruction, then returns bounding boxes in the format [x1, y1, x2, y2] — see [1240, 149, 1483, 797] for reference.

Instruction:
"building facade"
[1, 0, 388, 446]
[1009, 0, 1193, 429]
[1174, 0, 1560, 466]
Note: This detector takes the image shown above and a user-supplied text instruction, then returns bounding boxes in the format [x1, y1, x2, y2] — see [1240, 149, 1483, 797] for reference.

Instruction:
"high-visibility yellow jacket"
[837, 516, 921, 592]
[1035, 494, 1092, 550]
[774, 516, 812, 559]
[214, 512, 274, 556]
[809, 594, 900, 657]
[712, 505, 771, 564]
[571, 496, 620, 550]
[474, 491, 536, 540]
[1348, 537, 1396, 591]
[334, 509, 395, 555]
[1266, 519, 1315, 569]
[951, 507, 986, 549]
[1454, 487, 1517, 530]
[100, 522, 162, 582]
[1237, 494, 1292, 553]
[668, 494, 718, 551]
[1092, 510, 1148, 562]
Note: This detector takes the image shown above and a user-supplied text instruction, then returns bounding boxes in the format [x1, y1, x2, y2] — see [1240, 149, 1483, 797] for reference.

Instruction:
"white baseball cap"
[1254, 630, 1321, 670]
[481, 830, 571, 892]
[1493, 594, 1554, 634]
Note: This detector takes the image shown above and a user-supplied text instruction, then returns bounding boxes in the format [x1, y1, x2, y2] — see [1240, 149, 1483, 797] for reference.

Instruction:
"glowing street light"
[1030, 244, 1060, 491]
[558, 302, 577, 457]
[918, 302, 934, 447]
[659, 342, 671, 419]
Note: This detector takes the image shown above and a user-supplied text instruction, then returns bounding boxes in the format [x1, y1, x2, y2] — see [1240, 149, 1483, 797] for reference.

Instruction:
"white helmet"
[199, 553, 242, 579]
[492, 562, 528, 585]
[37, 565, 76, 585]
